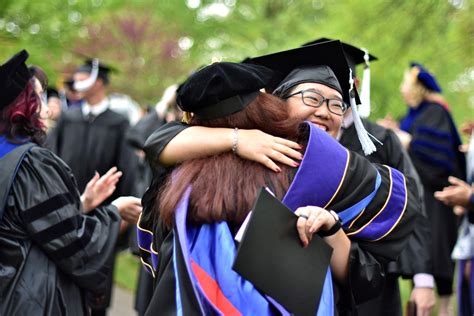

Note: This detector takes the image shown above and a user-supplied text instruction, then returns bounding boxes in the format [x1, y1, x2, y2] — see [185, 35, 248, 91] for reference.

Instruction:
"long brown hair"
[159, 92, 302, 228]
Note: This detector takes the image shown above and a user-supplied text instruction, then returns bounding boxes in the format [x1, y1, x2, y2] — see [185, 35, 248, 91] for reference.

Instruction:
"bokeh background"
[1, 0, 472, 122]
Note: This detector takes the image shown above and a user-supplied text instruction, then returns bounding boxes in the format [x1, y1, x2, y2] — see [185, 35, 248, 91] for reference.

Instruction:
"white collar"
[82, 98, 109, 117]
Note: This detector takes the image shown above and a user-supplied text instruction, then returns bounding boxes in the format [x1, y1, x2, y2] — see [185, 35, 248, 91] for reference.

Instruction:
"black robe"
[138, 121, 420, 315]
[0, 145, 120, 315]
[400, 102, 466, 281]
[47, 107, 137, 203]
[125, 111, 166, 316]
[46, 106, 138, 310]
[340, 119, 431, 315]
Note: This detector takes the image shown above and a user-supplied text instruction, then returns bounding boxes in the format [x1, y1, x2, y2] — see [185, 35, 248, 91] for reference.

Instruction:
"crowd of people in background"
[0, 36, 472, 316]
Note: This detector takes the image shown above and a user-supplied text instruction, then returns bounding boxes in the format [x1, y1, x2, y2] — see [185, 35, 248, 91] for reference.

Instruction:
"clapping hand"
[81, 167, 122, 213]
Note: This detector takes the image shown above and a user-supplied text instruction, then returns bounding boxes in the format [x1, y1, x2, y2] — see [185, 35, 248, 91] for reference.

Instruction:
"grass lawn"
[114, 251, 141, 293]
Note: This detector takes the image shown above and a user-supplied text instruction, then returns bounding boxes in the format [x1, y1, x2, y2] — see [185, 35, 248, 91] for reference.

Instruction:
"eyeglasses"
[284, 89, 347, 116]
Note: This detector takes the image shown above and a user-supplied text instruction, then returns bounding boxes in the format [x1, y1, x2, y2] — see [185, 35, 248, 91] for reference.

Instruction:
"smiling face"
[284, 82, 344, 138]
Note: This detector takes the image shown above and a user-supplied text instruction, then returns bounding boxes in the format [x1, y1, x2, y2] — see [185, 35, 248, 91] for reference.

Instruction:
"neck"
[87, 90, 107, 106]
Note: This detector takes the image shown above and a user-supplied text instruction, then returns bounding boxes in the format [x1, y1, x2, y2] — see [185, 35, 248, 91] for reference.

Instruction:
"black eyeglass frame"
[283, 89, 348, 116]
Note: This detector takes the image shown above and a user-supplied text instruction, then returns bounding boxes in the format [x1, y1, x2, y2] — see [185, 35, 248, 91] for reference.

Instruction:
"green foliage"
[1, 0, 472, 123]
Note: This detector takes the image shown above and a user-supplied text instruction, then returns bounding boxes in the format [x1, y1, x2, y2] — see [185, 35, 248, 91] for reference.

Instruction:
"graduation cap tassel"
[349, 69, 377, 155]
[358, 48, 371, 119]
[74, 58, 99, 92]
[467, 131, 474, 183]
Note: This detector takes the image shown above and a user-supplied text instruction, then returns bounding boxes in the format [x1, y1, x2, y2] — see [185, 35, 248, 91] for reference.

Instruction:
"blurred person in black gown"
[125, 84, 181, 316]
[47, 58, 140, 316]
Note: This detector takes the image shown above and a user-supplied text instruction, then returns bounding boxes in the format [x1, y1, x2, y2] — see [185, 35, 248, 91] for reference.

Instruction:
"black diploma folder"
[233, 188, 333, 316]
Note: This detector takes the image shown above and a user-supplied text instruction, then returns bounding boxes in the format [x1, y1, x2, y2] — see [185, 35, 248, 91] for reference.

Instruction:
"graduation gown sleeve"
[144, 121, 189, 167]
[340, 121, 432, 276]
[407, 103, 466, 190]
[12, 147, 121, 293]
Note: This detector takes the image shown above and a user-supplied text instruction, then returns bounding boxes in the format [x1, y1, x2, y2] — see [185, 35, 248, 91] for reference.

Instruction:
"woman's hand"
[295, 206, 350, 282]
[236, 129, 303, 172]
[112, 196, 142, 225]
[81, 167, 122, 213]
[294, 206, 338, 247]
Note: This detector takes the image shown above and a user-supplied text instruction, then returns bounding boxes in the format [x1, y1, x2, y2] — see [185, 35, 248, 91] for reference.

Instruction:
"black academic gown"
[47, 106, 137, 203]
[401, 102, 466, 284]
[46, 106, 138, 311]
[340, 119, 431, 315]
[125, 111, 166, 316]
[0, 146, 120, 316]
[138, 121, 420, 315]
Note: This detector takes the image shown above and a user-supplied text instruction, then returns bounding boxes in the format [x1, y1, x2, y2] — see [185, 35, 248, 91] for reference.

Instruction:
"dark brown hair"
[159, 92, 302, 228]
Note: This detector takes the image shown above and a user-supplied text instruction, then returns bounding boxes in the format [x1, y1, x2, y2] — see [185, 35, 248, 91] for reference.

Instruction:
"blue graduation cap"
[410, 62, 442, 93]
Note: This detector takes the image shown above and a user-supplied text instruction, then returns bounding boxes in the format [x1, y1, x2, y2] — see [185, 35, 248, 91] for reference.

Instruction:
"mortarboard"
[73, 58, 116, 91]
[0, 50, 32, 110]
[302, 37, 377, 75]
[177, 62, 274, 120]
[303, 37, 379, 118]
[410, 62, 442, 92]
[247, 40, 357, 104]
[233, 188, 333, 316]
[46, 87, 60, 100]
[247, 40, 378, 155]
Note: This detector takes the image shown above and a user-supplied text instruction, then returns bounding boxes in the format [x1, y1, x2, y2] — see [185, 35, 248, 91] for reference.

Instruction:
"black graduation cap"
[247, 40, 378, 155]
[63, 78, 75, 91]
[233, 188, 333, 316]
[0, 50, 32, 110]
[177, 62, 274, 120]
[46, 87, 60, 99]
[75, 58, 117, 84]
[246, 40, 360, 105]
[302, 37, 377, 75]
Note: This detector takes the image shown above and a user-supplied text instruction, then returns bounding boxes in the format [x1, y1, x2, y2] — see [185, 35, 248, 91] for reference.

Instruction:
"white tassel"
[467, 131, 474, 183]
[358, 49, 371, 118]
[74, 59, 99, 92]
[349, 69, 378, 155]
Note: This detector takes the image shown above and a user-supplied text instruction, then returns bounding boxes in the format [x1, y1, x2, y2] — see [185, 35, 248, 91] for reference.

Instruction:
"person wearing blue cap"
[379, 62, 466, 316]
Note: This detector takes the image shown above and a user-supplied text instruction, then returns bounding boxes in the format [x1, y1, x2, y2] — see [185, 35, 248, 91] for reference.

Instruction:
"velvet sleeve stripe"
[411, 148, 454, 172]
[411, 140, 455, 158]
[416, 126, 452, 140]
[31, 214, 81, 244]
[137, 212, 160, 274]
[347, 166, 408, 241]
[48, 217, 97, 261]
[283, 123, 349, 211]
[22, 193, 75, 223]
[140, 257, 156, 278]
[137, 213, 154, 253]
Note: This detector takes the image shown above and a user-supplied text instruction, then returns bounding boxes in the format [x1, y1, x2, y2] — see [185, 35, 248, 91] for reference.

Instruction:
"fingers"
[306, 211, 325, 234]
[274, 137, 302, 150]
[296, 216, 309, 247]
[85, 172, 100, 189]
[295, 206, 329, 246]
[267, 149, 299, 168]
[257, 156, 281, 173]
[448, 176, 463, 186]
[272, 142, 303, 161]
